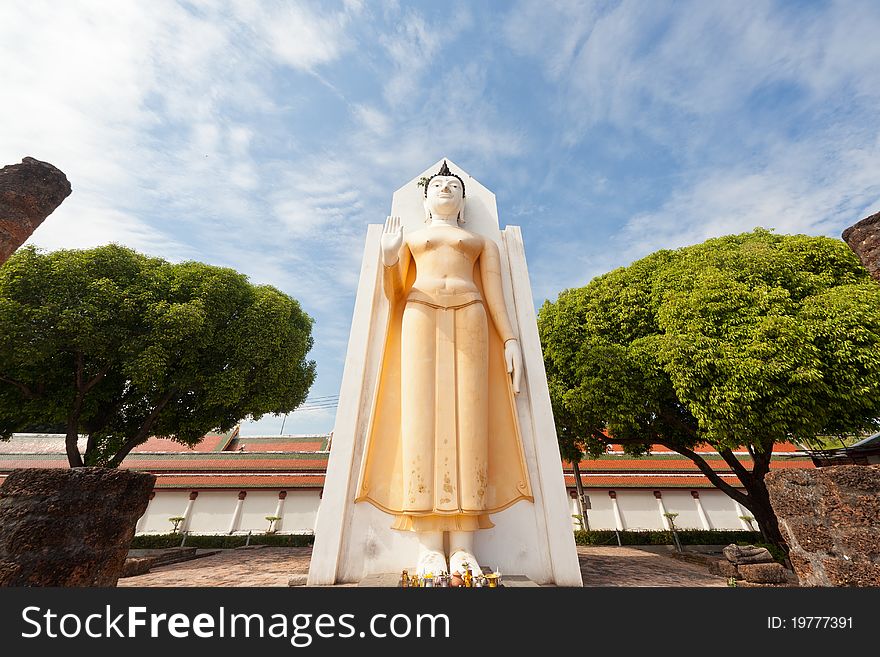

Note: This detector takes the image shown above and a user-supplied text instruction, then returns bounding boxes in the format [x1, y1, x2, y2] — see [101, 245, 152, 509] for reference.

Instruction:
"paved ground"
[577, 546, 727, 587]
[118, 547, 311, 587]
[119, 545, 728, 587]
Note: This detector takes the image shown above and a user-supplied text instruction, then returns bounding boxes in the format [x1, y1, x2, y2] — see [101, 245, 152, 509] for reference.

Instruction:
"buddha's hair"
[423, 160, 466, 198]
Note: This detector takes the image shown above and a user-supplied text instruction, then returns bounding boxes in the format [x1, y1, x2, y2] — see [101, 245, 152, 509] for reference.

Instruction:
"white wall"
[699, 491, 744, 530]
[236, 491, 283, 533]
[581, 490, 617, 531]
[615, 491, 664, 530]
[574, 489, 750, 532]
[280, 491, 321, 533]
[138, 491, 190, 534]
[135, 487, 750, 536]
[136, 490, 321, 535]
[185, 491, 239, 534]
[658, 491, 704, 529]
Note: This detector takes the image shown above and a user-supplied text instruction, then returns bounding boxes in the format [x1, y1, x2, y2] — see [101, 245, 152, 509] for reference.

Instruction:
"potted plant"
[663, 512, 683, 552]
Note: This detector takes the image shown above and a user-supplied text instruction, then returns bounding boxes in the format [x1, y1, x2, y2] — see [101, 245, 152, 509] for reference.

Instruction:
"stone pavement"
[118, 546, 311, 587]
[119, 544, 728, 587]
[577, 546, 727, 587]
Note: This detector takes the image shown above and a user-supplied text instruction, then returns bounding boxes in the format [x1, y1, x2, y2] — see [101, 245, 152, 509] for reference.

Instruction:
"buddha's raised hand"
[381, 216, 403, 267]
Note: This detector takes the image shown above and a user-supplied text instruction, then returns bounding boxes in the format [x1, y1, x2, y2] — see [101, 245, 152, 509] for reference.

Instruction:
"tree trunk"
[65, 419, 83, 468]
[572, 459, 589, 530]
[739, 476, 788, 551]
[655, 440, 789, 553]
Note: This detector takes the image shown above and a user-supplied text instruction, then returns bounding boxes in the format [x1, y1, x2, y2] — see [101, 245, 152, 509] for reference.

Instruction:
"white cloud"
[353, 104, 391, 136]
[25, 199, 190, 257]
[228, 0, 360, 72]
[501, 0, 880, 296]
[239, 405, 337, 436]
[378, 6, 473, 107]
[503, 0, 606, 79]
[1, 0, 360, 264]
[619, 134, 880, 261]
[503, 0, 880, 146]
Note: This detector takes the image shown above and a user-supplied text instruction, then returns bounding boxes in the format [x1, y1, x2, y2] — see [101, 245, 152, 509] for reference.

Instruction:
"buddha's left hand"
[504, 339, 522, 394]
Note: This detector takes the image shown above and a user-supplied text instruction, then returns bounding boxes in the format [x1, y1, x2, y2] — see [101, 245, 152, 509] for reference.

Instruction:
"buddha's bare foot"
[449, 549, 483, 577]
[417, 547, 447, 577]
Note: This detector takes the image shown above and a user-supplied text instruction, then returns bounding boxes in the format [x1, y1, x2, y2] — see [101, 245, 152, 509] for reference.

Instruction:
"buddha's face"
[425, 176, 464, 217]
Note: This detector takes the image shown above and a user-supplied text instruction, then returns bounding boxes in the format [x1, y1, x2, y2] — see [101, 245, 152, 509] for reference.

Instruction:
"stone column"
[767, 465, 880, 586]
[135, 491, 156, 534]
[842, 211, 880, 281]
[273, 491, 287, 532]
[691, 491, 711, 530]
[654, 491, 671, 530]
[608, 491, 625, 531]
[0, 157, 71, 265]
[181, 491, 198, 532]
[228, 491, 246, 534]
[0, 468, 155, 586]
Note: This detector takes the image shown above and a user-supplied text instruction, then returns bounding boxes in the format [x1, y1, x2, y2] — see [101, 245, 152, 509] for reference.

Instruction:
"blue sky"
[3, 0, 879, 436]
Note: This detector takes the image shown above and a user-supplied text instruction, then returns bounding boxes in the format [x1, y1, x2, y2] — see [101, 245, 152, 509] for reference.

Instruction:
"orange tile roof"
[119, 456, 328, 471]
[0, 433, 813, 492]
[131, 434, 230, 453]
[563, 474, 742, 488]
[564, 456, 813, 472]
[152, 474, 324, 489]
[604, 441, 805, 455]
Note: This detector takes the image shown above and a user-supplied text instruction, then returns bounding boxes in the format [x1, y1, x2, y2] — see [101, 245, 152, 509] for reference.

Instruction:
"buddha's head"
[423, 161, 466, 224]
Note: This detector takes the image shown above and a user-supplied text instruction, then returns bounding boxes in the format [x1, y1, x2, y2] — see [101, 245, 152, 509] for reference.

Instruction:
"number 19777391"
[768, 617, 853, 629]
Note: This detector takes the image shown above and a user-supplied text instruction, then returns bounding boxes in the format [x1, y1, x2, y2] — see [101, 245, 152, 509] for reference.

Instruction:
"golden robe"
[355, 227, 533, 531]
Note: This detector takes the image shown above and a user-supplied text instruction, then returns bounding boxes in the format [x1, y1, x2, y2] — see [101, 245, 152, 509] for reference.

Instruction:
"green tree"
[0, 244, 316, 467]
[538, 230, 880, 549]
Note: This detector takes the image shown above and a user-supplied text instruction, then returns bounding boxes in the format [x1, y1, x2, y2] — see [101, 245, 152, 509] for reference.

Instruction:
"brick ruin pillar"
[842, 211, 880, 282]
[0, 157, 71, 265]
[766, 465, 880, 586]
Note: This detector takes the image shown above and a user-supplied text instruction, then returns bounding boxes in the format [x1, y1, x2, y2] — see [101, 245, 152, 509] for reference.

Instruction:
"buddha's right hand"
[381, 216, 403, 266]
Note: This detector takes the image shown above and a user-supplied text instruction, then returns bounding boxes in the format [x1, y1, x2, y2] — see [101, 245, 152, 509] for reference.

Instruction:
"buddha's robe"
[355, 225, 533, 531]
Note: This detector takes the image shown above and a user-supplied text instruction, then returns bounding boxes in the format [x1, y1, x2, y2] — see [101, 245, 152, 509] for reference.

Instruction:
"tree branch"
[83, 387, 133, 436]
[82, 362, 112, 394]
[0, 375, 37, 400]
[751, 440, 774, 478]
[663, 441, 752, 507]
[717, 447, 753, 486]
[106, 389, 177, 467]
[75, 351, 83, 391]
[65, 419, 84, 468]
[65, 354, 88, 468]
[657, 408, 700, 439]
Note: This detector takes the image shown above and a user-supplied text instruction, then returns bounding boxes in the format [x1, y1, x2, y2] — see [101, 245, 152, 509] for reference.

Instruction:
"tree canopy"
[538, 229, 880, 546]
[0, 244, 316, 467]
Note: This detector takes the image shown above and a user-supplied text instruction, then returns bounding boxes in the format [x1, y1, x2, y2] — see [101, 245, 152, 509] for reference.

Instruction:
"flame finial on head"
[423, 160, 466, 198]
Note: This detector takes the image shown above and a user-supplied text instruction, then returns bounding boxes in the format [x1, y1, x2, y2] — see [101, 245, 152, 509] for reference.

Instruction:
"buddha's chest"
[408, 229, 482, 263]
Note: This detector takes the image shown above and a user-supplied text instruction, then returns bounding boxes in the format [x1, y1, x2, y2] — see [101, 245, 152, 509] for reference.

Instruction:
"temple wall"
[567, 488, 755, 531]
[136, 490, 320, 535]
[135, 487, 757, 536]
